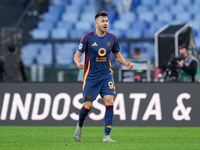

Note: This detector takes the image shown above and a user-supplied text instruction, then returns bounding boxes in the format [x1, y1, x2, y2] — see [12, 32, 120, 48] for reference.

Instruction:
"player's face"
[96, 16, 109, 32]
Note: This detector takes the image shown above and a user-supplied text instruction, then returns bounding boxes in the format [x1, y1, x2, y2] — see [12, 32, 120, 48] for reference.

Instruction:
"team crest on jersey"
[92, 42, 97, 46]
[106, 41, 111, 46]
[87, 95, 92, 99]
[78, 43, 83, 50]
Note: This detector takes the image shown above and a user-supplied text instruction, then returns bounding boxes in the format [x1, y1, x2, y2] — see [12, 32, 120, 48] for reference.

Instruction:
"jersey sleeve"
[112, 36, 120, 53]
[77, 34, 88, 53]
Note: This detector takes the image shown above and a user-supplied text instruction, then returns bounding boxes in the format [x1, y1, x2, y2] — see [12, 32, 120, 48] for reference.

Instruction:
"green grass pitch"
[0, 126, 200, 150]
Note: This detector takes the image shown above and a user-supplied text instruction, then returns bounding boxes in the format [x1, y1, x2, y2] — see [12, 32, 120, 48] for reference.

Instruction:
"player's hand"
[78, 62, 84, 70]
[127, 62, 134, 70]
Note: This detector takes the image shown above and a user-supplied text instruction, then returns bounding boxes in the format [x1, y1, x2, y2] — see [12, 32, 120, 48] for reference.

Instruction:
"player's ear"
[95, 21, 98, 27]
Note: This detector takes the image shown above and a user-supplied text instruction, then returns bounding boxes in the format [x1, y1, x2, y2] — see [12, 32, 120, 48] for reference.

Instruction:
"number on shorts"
[108, 81, 115, 89]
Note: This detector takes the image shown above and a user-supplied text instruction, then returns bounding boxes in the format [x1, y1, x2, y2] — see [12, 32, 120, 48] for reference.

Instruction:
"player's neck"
[95, 29, 106, 37]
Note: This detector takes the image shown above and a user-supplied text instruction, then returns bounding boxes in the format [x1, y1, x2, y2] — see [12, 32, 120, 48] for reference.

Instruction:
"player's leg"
[102, 95, 116, 142]
[100, 77, 116, 142]
[104, 95, 114, 136]
[74, 80, 102, 142]
[78, 101, 93, 127]
[74, 101, 93, 142]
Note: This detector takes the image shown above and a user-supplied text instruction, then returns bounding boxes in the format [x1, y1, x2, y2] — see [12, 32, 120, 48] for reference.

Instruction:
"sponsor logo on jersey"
[106, 41, 111, 47]
[92, 42, 98, 46]
[98, 48, 106, 56]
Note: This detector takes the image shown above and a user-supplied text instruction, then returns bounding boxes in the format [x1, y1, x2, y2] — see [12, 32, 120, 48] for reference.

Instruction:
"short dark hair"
[7, 43, 16, 52]
[134, 47, 141, 55]
[179, 44, 188, 50]
[95, 11, 108, 20]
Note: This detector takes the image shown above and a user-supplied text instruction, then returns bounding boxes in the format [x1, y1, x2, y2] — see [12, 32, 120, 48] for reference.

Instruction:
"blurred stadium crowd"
[1, 0, 200, 81]
[20, 0, 200, 67]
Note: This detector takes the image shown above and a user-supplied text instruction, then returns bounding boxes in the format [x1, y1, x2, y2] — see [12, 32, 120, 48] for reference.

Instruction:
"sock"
[78, 106, 91, 127]
[104, 105, 114, 136]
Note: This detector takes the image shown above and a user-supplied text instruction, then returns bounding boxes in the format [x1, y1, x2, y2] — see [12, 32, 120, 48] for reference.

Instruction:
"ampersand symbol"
[172, 93, 192, 121]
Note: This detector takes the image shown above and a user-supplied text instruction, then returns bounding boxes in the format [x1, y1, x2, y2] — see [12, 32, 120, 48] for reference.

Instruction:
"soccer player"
[74, 11, 134, 142]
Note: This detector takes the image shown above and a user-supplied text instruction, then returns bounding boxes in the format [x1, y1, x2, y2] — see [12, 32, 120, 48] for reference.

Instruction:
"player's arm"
[74, 51, 84, 70]
[113, 52, 134, 70]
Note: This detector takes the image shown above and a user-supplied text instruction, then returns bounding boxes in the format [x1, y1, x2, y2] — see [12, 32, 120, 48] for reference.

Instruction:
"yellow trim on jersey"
[109, 59, 113, 74]
[83, 60, 90, 90]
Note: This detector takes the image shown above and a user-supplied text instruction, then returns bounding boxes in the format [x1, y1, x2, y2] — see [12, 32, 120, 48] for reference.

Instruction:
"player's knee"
[83, 101, 93, 109]
[104, 95, 114, 106]
[106, 100, 114, 106]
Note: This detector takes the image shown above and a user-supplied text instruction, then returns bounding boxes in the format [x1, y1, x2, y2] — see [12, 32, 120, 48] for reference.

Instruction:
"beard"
[99, 26, 108, 32]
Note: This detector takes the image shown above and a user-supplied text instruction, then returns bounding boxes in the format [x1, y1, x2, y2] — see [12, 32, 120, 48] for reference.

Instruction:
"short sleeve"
[77, 34, 88, 53]
[112, 36, 120, 54]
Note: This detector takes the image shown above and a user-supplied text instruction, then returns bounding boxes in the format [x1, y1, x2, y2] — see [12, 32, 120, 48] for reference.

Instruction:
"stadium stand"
[55, 43, 77, 65]
[0, 0, 24, 29]
[32, 28, 49, 39]
[21, 43, 40, 66]
[20, 0, 200, 67]
[51, 28, 68, 39]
